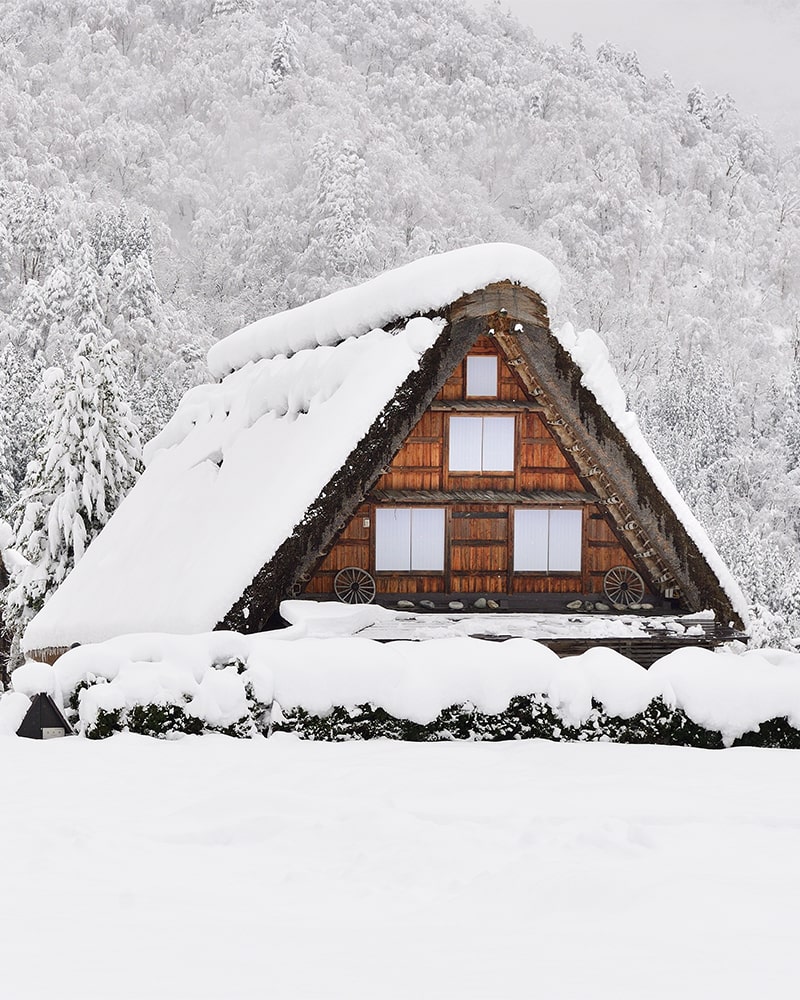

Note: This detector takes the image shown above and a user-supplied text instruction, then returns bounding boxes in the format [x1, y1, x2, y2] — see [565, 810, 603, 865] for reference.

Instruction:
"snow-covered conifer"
[711, 92, 736, 127]
[71, 243, 106, 342]
[42, 262, 73, 343]
[211, 0, 253, 16]
[0, 434, 13, 519]
[0, 345, 42, 500]
[4, 357, 99, 639]
[120, 253, 158, 323]
[3, 334, 141, 646]
[687, 85, 711, 127]
[268, 20, 300, 87]
[0, 220, 13, 300]
[11, 280, 48, 356]
[101, 249, 126, 325]
[89, 207, 152, 270]
[96, 337, 143, 499]
[306, 136, 374, 281]
[7, 184, 57, 283]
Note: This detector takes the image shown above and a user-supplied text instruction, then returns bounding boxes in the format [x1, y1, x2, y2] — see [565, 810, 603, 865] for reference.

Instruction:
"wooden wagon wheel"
[334, 567, 376, 605]
[603, 566, 645, 607]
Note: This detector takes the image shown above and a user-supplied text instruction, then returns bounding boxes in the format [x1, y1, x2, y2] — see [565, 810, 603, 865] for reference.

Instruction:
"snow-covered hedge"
[3, 632, 800, 748]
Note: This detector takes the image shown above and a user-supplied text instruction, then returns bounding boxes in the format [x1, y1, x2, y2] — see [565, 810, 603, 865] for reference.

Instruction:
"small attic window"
[466, 355, 498, 397]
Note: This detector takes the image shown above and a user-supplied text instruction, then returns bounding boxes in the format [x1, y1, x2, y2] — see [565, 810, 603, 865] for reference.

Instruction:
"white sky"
[478, 0, 800, 144]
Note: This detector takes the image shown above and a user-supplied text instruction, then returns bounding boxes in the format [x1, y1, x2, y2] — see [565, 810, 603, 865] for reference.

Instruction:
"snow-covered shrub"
[275, 695, 800, 749]
[5, 633, 800, 747]
[78, 659, 267, 740]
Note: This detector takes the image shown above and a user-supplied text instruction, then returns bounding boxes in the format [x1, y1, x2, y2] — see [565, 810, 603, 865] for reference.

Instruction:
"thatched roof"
[22, 244, 747, 653]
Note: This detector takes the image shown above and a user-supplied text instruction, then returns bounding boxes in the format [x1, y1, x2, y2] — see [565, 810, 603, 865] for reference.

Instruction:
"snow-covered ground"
[2, 734, 798, 999]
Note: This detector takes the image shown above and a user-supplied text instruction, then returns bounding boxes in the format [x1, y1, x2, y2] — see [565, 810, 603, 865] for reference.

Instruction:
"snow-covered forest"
[1, 0, 800, 644]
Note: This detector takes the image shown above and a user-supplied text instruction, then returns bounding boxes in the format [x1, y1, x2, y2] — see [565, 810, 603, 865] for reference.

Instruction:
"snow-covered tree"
[120, 253, 158, 323]
[6, 184, 57, 283]
[71, 243, 106, 343]
[687, 85, 711, 127]
[0, 345, 43, 499]
[0, 436, 13, 519]
[2, 334, 142, 649]
[41, 259, 74, 360]
[301, 135, 375, 287]
[211, 0, 253, 17]
[11, 281, 48, 356]
[100, 249, 126, 326]
[89, 207, 152, 270]
[96, 337, 143, 499]
[268, 19, 300, 87]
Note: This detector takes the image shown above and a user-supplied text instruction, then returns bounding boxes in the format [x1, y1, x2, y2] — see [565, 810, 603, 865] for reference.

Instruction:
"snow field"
[1, 734, 798, 1000]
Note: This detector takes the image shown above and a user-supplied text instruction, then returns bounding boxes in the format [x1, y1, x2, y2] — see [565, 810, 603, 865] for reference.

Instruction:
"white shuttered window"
[375, 508, 445, 572]
[482, 416, 515, 471]
[449, 417, 483, 472]
[514, 509, 582, 573]
[466, 356, 498, 397]
[548, 509, 582, 571]
[513, 509, 548, 571]
[375, 508, 411, 571]
[410, 508, 446, 571]
[449, 416, 514, 472]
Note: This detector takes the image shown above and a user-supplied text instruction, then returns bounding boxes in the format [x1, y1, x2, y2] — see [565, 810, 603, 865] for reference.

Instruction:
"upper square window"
[466, 355, 498, 397]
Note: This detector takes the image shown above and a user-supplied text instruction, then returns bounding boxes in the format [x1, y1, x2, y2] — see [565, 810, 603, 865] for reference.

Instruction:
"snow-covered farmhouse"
[23, 244, 747, 663]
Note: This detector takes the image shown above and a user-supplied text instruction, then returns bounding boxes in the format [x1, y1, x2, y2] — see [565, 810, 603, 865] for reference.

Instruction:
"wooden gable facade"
[303, 332, 646, 609]
[219, 280, 743, 632]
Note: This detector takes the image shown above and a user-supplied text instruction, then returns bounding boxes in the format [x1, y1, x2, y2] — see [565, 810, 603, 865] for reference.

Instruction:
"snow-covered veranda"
[3, 735, 797, 1000]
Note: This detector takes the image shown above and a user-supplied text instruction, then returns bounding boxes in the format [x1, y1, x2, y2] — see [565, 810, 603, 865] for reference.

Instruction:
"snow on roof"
[24, 244, 561, 650]
[23, 315, 445, 649]
[553, 323, 750, 628]
[207, 243, 561, 376]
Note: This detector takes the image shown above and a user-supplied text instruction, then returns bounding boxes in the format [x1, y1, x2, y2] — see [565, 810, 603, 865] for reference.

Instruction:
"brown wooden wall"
[304, 336, 646, 603]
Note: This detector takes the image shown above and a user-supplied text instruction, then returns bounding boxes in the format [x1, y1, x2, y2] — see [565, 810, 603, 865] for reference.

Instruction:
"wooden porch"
[303, 605, 745, 669]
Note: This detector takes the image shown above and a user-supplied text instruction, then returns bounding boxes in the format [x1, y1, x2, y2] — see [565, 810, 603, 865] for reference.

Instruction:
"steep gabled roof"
[22, 244, 747, 653]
